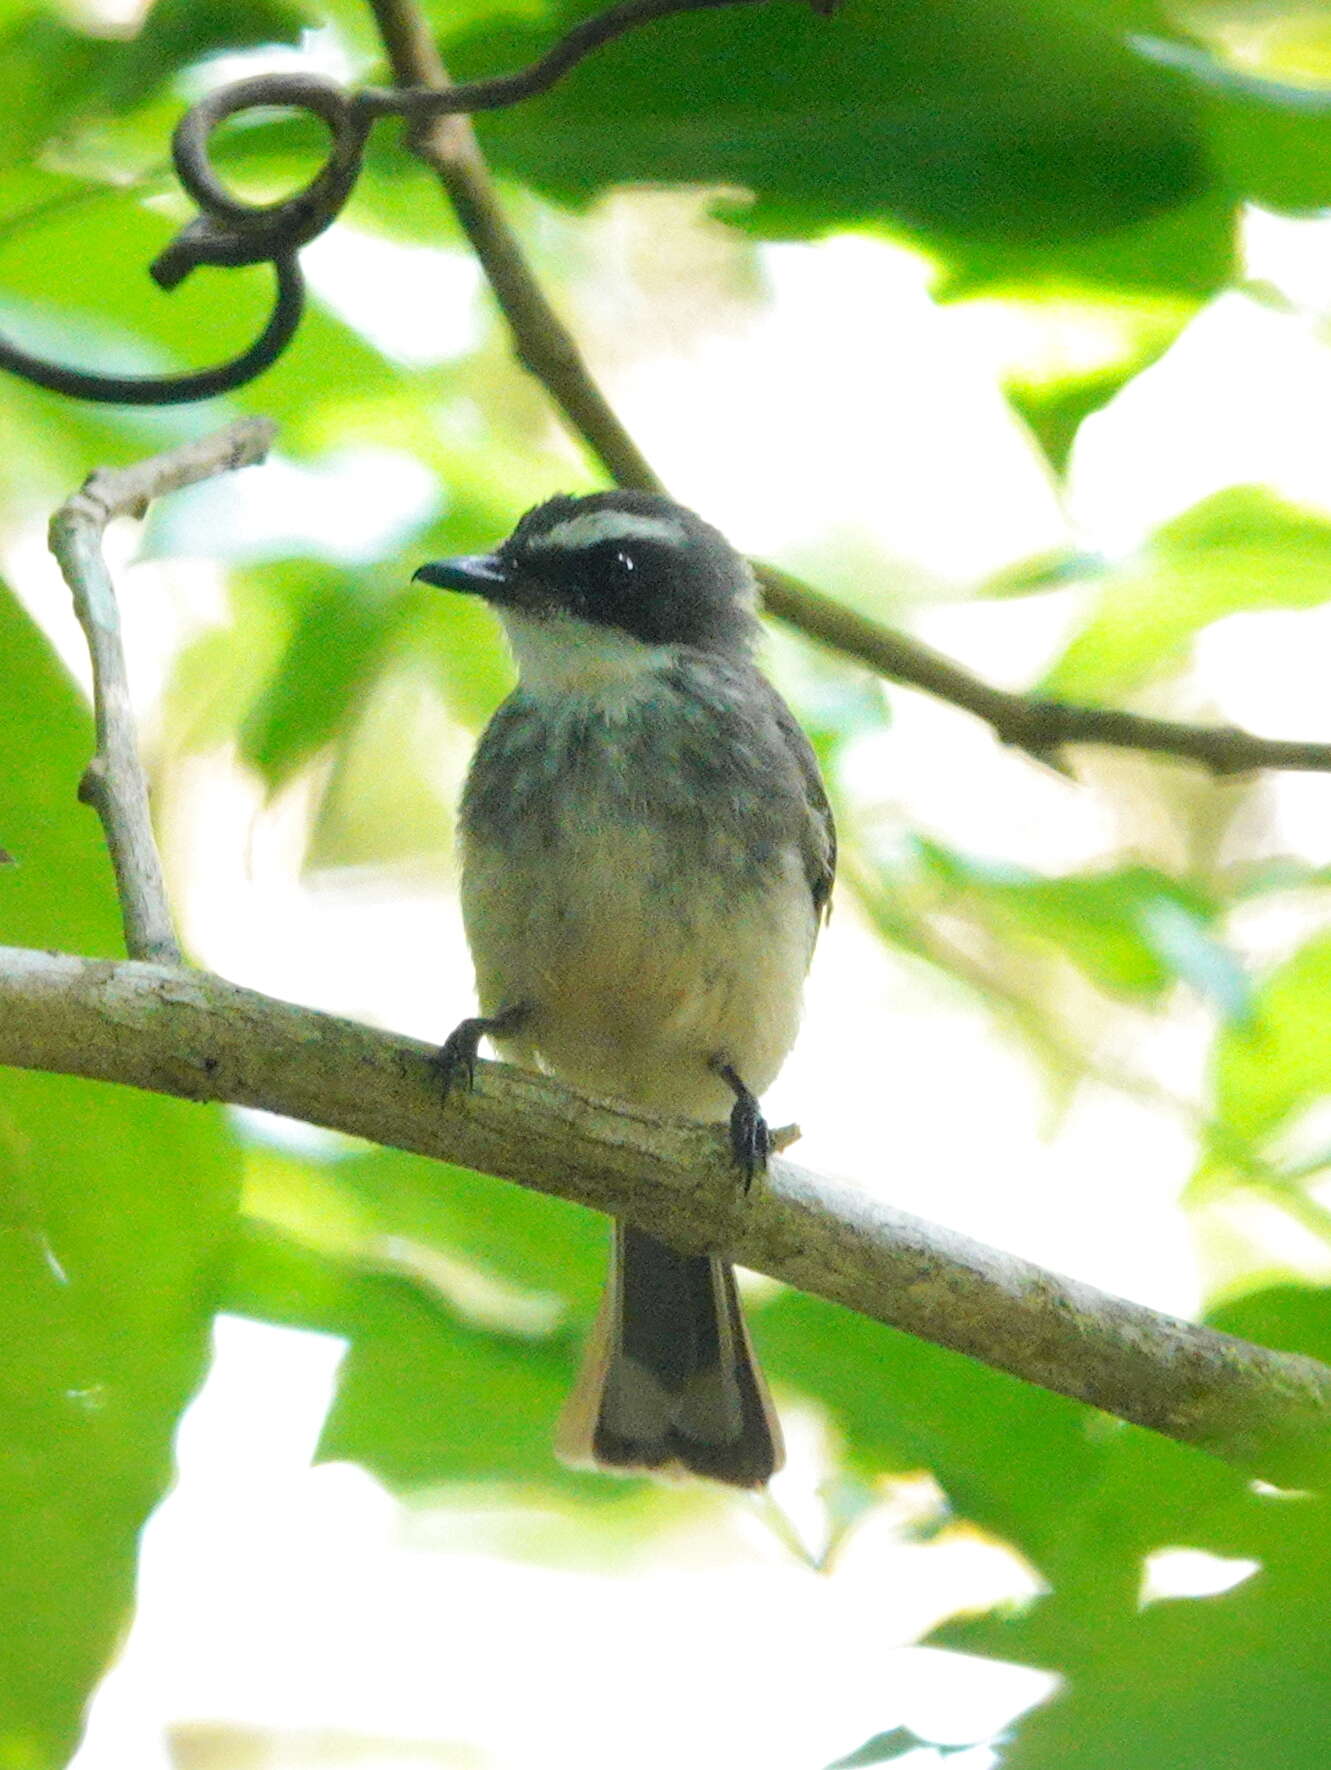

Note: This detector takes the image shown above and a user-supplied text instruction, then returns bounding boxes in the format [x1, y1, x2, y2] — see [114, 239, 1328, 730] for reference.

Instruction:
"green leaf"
[304, 665, 458, 870]
[227, 1144, 612, 1491]
[0, 13, 108, 170]
[160, 575, 293, 757]
[0, 184, 402, 440]
[94, 0, 313, 117]
[0, 0, 311, 172]
[318, 1266, 582, 1488]
[1001, 295, 1194, 475]
[322, 1146, 608, 1313]
[0, 193, 287, 379]
[930, 1426, 1254, 1676]
[1213, 931, 1331, 1147]
[1010, 362, 1147, 479]
[0, 166, 112, 240]
[1131, 33, 1331, 215]
[238, 1142, 608, 1319]
[921, 846, 1234, 1006]
[755, 1290, 1102, 1571]
[936, 179, 1234, 303]
[223, 551, 501, 862]
[989, 873, 1182, 997]
[0, 588, 239, 1766]
[221, 1218, 599, 1494]
[1206, 1283, 1331, 1365]
[393, 572, 514, 733]
[449, 0, 1222, 295]
[999, 1494, 1331, 1770]
[934, 1422, 1329, 1765]
[0, 609, 118, 959]
[1043, 486, 1331, 701]
[238, 566, 394, 791]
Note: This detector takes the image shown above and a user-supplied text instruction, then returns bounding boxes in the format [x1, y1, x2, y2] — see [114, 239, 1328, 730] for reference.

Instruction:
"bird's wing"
[764, 680, 837, 920]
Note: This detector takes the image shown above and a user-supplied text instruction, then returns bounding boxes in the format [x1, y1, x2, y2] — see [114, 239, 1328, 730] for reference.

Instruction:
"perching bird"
[414, 490, 835, 1488]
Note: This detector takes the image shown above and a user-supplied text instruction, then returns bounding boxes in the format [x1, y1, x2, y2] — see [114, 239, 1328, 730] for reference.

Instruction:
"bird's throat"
[500, 608, 674, 710]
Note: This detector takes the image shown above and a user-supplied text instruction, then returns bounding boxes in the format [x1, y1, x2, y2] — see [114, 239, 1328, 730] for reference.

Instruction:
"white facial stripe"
[534, 510, 688, 552]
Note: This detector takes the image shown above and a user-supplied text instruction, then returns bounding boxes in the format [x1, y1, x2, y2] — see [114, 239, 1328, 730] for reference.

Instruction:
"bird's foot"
[432, 1017, 487, 1104]
[711, 1058, 772, 1194]
[433, 1005, 529, 1105]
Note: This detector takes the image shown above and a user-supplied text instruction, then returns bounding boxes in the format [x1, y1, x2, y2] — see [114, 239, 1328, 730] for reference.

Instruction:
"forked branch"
[46, 418, 277, 962]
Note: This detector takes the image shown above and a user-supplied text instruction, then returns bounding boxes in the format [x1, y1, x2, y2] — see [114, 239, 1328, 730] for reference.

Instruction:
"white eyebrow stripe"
[534, 510, 689, 551]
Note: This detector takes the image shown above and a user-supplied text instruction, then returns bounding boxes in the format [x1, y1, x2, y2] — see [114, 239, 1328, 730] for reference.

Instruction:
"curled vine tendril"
[0, 70, 371, 406]
[0, 0, 791, 407]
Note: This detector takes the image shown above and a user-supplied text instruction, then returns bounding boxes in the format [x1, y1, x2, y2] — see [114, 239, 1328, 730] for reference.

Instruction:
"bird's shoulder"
[664, 652, 837, 920]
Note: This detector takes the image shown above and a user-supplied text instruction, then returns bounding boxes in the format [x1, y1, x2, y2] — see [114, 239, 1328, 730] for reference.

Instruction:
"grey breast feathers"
[461, 649, 835, 919]
[456, 651, 834, 1112]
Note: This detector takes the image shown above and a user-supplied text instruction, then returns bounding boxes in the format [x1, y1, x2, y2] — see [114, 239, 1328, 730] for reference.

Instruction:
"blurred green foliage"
[2, 0, 1331, 1764]
[0, 594, 239, 1769]
[1044, 487, 1331, 700]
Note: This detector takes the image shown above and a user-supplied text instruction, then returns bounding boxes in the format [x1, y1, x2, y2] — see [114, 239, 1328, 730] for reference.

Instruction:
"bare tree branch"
[2, 942, 1328, 1489]
[365, 0, 664, 493]
[757, 564, 1331, 774]
[46, 419, 277, 962]
[358, 0, 1331, 780]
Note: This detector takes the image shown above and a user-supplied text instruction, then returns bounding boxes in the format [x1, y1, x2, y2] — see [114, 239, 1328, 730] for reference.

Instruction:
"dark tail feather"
[556, 1223, 783, 1489]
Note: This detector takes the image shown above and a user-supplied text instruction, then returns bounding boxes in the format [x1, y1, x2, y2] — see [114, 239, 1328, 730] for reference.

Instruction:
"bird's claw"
[728, 1093, 772, 1194]
[433, 1018, 485, 1105]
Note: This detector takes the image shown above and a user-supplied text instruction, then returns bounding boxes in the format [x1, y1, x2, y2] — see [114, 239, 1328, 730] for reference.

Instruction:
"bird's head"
[413, 490, 758, 661]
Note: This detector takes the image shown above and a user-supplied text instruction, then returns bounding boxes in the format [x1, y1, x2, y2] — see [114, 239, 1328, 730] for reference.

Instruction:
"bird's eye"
[594, 546, 637, 599]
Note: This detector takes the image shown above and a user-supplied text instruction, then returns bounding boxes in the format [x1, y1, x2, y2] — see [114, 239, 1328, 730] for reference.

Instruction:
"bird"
[413, 488, 835, 1488]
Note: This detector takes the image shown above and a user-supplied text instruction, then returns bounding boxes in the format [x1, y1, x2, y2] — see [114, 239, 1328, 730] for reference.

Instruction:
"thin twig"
[359, 0, 1331, 780]
[1, 943, 1329, 1488]
[47, 418, 278, 962]
[756, 564, 1331, 774]
[365, 0, 663, 492]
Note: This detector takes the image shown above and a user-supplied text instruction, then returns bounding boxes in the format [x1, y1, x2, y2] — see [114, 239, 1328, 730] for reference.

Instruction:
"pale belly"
[460, 824, 816, 1120]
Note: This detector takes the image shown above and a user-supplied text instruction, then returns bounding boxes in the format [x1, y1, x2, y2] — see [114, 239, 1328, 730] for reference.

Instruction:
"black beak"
[412, 553, 514, 598]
